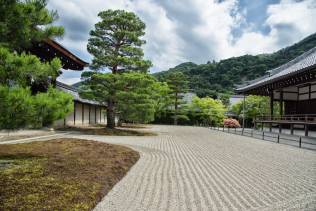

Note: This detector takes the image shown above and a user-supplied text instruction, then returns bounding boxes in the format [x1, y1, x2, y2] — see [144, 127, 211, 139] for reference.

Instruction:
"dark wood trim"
[95, 106, 97, 124]
[82, 103, 84, 124]
[44, 39, 88, 67]
[309, 84, 312, 113]
[241, 70, 316, 95]
[280, 89, 283, 116]
[89, 105, 91, 124]
[296, 87, 299, 114]
[275, 90, 298, 94]
[74, 101, 76, 125]
[270, 91, 273, 132]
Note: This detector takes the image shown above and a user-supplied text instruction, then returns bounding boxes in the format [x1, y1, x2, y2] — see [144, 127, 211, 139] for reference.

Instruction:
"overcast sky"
[47, 0, 316, 85]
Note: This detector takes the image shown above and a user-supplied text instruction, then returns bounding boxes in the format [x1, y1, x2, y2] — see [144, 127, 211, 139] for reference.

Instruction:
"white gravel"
[71, 125, 316, 211]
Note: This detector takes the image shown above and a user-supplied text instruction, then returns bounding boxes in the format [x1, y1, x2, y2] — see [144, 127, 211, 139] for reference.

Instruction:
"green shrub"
[0, 86, 35, 129]
[33, 87, 73, 127]
[0, 85, 73, 129]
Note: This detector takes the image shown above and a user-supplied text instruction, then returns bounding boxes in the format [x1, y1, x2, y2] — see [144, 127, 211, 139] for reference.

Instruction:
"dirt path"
[68, 125, 316, 211]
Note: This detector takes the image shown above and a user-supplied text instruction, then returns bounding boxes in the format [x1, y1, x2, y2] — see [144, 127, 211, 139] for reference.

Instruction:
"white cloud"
[48, 0, 316, 84]
[232, 0, 316, 56]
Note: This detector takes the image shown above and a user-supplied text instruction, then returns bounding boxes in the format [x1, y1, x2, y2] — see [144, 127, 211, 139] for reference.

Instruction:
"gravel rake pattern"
[76, 126, 316, 211]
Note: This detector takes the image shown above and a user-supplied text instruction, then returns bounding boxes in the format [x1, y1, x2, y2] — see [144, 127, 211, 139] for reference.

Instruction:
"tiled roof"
[56, 81, 105, 106]
[236, 47, 316, 92]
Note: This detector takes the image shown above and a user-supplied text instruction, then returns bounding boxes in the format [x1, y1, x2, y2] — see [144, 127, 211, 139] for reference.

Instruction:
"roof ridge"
[269, 46, 316, 76]
[236, 46, 316, 93]
[56, 81, 78, 92]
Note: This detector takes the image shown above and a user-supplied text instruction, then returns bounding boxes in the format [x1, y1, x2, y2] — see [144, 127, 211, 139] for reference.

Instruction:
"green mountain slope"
[154, 33, 316, 98]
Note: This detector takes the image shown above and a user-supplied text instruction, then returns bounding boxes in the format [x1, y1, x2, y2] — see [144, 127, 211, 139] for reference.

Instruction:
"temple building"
[236, 47, 316, 136]
[30, 39, 106, 126]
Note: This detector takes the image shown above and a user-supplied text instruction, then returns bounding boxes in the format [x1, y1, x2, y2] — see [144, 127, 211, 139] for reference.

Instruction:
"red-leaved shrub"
[223, 118, 241, 128]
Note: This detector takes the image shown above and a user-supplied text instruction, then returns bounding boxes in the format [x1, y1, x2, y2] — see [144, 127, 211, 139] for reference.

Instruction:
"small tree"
[86, 9, 152, 128]
[166, 72, 189, 125]
[219, 93, 231, 107]
[152, 82, 172, 120]
[231, 95, 279, 127]
[33, 87, 74, 127]
[189, 96, 226, 126]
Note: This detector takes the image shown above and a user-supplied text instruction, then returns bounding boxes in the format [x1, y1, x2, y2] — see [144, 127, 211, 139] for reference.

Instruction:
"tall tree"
[0, 0, 64, 51]
[166, 72, 189, 125]
[86, 9, 152, 128]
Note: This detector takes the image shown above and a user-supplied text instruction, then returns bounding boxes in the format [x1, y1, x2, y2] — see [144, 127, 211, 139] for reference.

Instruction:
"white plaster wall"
[54, 102, 108, 127]
[75, 102, 83, 125]
[96, 107, 101, 123]
[283, 93, 298, 101]
[90, 106, 96, 124]
[83, 104, 90, 124]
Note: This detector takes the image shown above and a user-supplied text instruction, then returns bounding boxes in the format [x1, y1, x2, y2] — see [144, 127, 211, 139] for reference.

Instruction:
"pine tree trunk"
[106, 99, 115, 129]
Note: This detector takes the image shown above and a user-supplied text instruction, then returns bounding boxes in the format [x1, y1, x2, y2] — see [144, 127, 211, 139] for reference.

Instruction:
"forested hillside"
[154, 33, 316, 98]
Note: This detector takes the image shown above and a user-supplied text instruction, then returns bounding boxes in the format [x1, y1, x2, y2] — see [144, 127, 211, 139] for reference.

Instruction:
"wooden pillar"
[280, 89, 283, 116]
[104, 109, 106, 123]
[74, 101, 76, 125]
[296, 86, 299, 114]
[95, 106, 97, 124]
[82, 103, 84, 124]
[89, 105, 91, 124]
[270, 91, 274, 132]
[100, 108, 101, 122]
[309, 84, 312, 113]
[242, 94, 246, 134]
[305, 124, 309, 136]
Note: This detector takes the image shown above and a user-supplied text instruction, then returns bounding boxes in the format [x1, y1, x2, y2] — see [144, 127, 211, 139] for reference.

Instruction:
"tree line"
[154, 33, 316, 98]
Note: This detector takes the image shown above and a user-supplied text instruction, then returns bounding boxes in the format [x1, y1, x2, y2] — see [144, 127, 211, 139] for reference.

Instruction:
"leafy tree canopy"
[0, 47, 61, 91]
[80, 72, 160, 124]
[0, 0, 64, 51]
[231, 95, 280, 121]
[189, 96, 226, 126]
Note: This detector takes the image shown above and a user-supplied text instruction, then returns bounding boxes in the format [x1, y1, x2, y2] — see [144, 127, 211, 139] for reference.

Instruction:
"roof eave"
[235, 64, 316, 94]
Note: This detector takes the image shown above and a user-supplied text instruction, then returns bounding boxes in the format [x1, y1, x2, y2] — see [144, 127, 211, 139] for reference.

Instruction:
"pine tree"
[0, 0, 64, 51]
[166, 72, 189, 125]
[85, 10, 152, 128]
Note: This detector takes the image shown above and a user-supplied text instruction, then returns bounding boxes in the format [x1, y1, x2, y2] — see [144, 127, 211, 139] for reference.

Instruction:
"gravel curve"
[71, 125, 316, 211]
